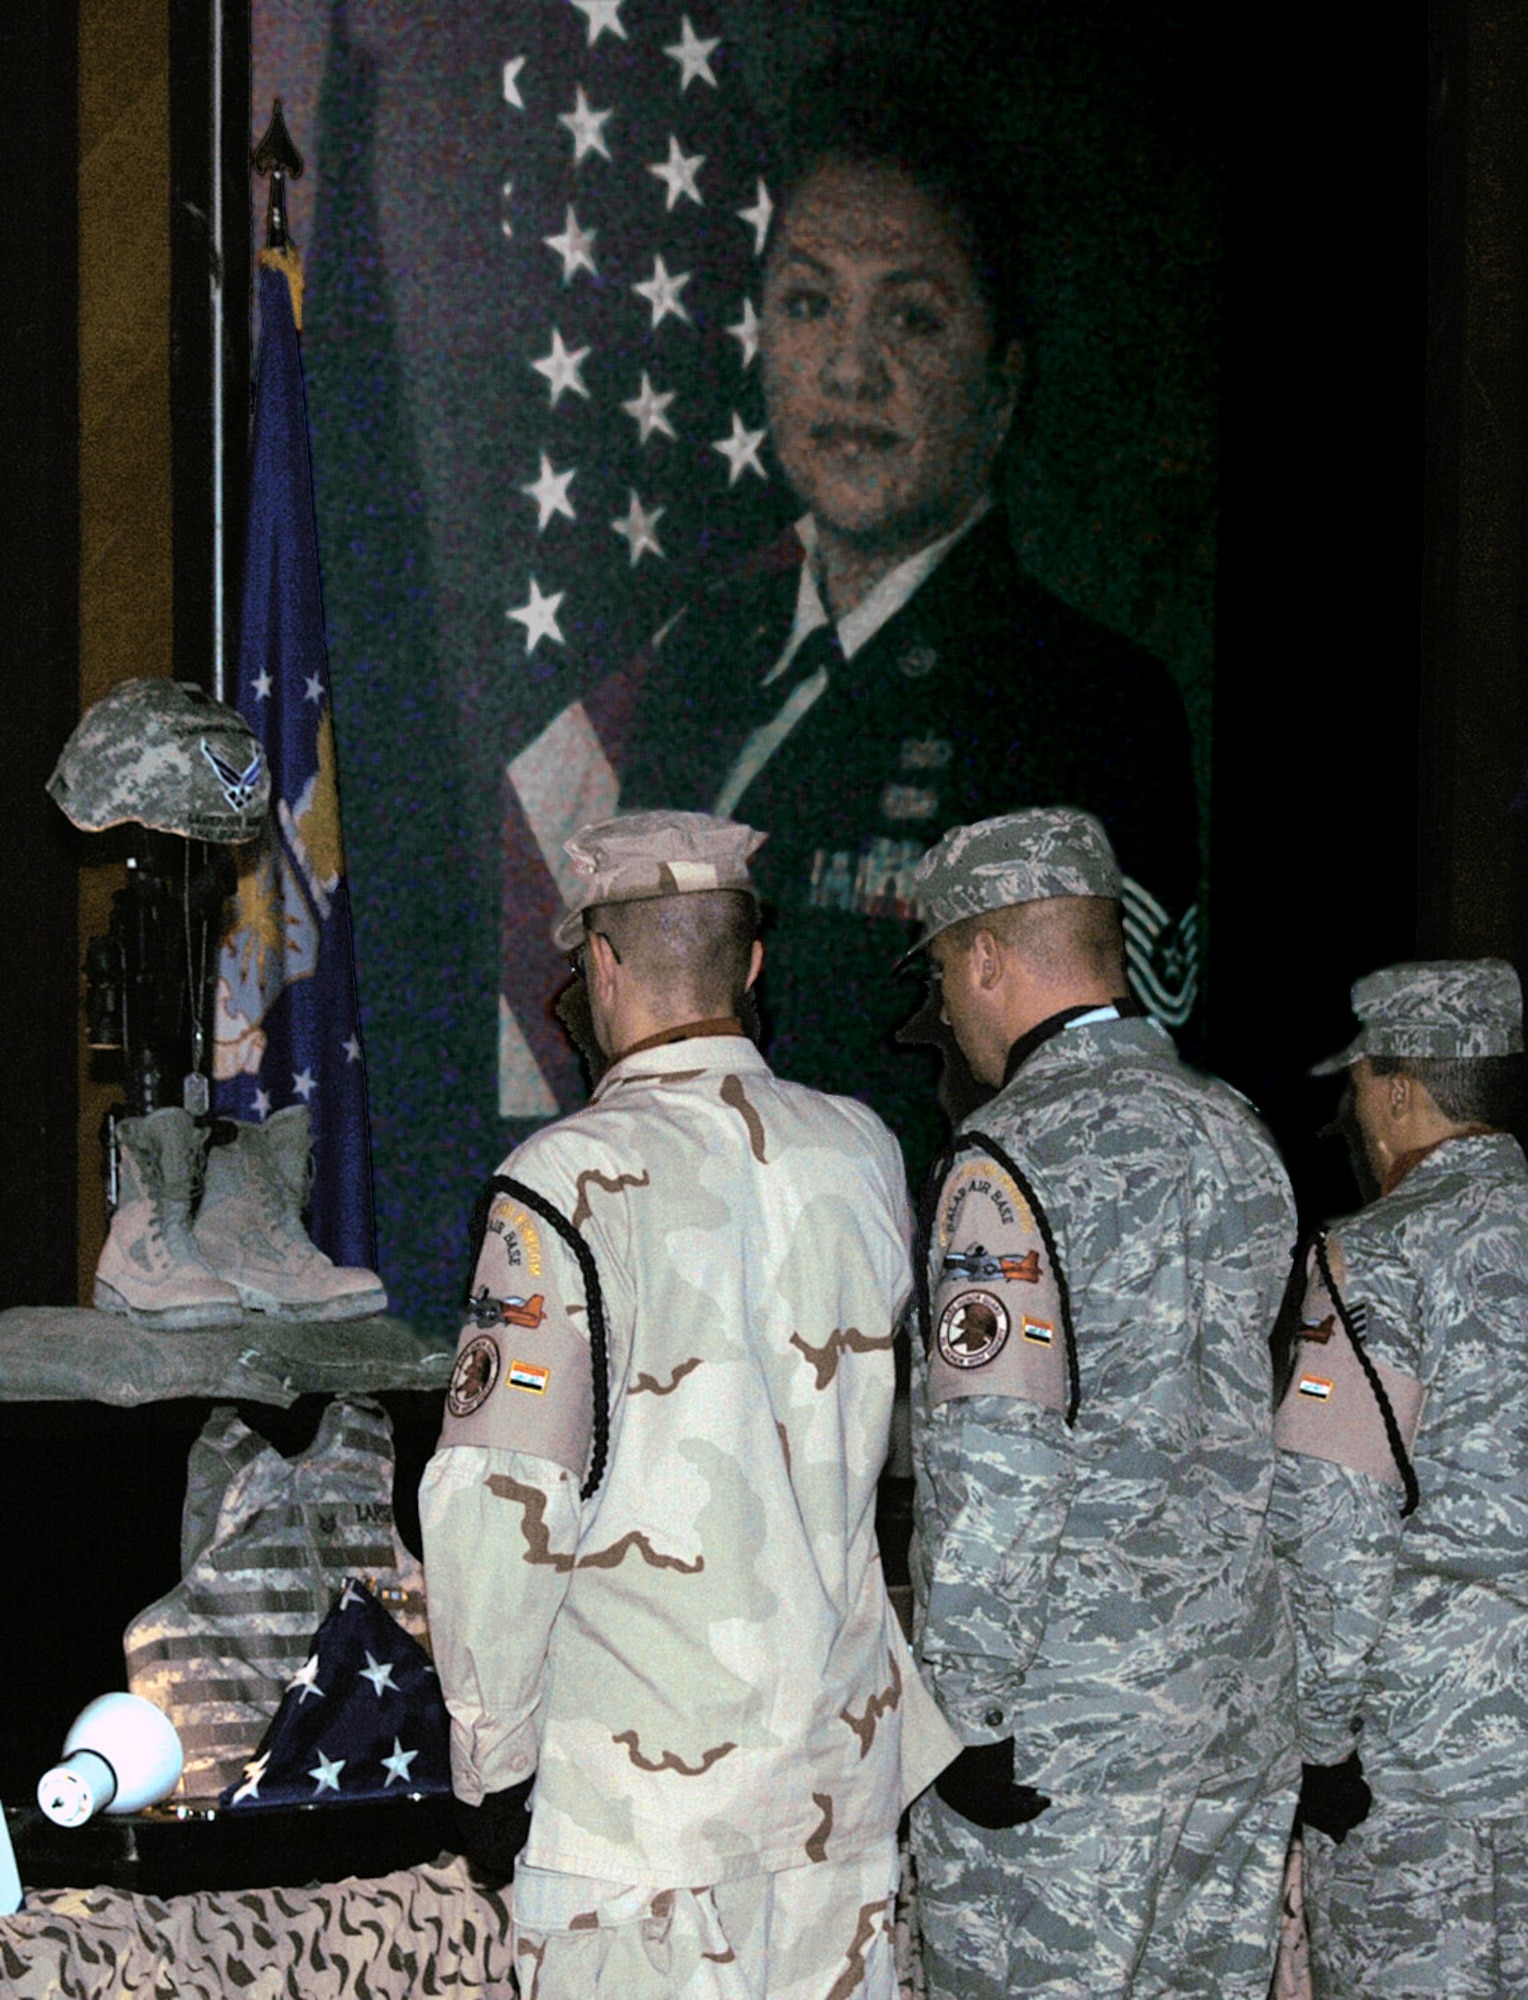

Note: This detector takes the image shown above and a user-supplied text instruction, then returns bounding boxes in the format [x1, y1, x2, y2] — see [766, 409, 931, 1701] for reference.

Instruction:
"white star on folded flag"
[358, 1650, 400, 1698]
[381, 1737, 421, 1787]
[493, 0, 787, 1119]
[308, 1749, 346, 1794]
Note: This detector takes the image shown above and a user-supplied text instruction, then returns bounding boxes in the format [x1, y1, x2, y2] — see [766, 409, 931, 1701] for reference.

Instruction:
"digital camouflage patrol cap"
[1311, 959, 1525, 1073]
[48, 678, 270, 845]
[552, 810, 766, 951]
[907, 806, 1121, 953]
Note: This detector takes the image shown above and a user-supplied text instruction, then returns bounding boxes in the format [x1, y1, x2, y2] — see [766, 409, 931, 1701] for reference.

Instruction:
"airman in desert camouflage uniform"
[904, 806, 1300, 2000]
[419, 809, 957, 2000]
[1270, 960, 1528, 1999]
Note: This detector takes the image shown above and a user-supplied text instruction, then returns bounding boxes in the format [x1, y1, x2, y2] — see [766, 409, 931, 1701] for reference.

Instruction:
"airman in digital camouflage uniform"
[904, 806, 1300, 1999]
[1269, 960, 1528, 1999]
[419, 809, 957, 2000]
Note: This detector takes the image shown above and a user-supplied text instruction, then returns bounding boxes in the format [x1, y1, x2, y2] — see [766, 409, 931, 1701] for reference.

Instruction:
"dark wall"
[1, 0, 80, 1307]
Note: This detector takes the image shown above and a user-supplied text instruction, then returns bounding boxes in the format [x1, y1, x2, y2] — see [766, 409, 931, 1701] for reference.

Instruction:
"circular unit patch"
[937, 1289, 1010, 1370]
[448, 1333, 502, 1417]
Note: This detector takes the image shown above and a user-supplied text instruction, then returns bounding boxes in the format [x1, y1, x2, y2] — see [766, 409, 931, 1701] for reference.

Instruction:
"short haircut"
[1367, 1052, 1525, 1130]
[587, 890, 758, 1017]
[941, 895, 1126, 987]
[773, 52, 1026, 347]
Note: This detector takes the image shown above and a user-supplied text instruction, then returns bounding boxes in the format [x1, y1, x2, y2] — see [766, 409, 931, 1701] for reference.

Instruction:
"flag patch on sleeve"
[1021, 1315, 1054, 1345]
[509, 1360, 551, 1395]
[1297, 1374, 1334, 1401]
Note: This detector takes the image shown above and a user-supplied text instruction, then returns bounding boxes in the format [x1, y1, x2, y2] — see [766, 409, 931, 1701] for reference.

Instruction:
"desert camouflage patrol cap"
[47, 678, 270, 845]
[552, 809, 766, 950]
[1312, 959, 1525, 1073]
[906, 806, 1121, 953]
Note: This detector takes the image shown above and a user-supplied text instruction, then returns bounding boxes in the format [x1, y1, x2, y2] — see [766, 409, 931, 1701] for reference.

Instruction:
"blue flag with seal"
[212, 259, 378, 1269]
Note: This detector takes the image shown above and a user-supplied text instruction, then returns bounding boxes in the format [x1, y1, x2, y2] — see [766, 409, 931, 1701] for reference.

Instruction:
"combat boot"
[94, 1108, 244, 1328]
[193, 1106, 387, 1321]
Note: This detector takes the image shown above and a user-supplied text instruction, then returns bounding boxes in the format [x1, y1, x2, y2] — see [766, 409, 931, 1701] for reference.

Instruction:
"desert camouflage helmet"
[48, 678, 270, 845]
[552, 809, 765, 951]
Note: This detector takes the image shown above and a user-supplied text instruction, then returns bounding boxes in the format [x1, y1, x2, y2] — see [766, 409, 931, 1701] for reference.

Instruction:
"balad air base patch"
[927, 1152, 1069, 1414]
[439, 1187, 598, 1482]
[1274, 1232, 1425, 1506]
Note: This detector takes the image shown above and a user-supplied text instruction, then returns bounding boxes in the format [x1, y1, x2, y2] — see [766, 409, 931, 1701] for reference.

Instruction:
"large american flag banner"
[490, 1, 787, 1117]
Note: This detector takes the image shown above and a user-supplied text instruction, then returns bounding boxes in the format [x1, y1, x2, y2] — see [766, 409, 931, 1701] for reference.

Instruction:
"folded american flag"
[219, 1577, 449, 1809]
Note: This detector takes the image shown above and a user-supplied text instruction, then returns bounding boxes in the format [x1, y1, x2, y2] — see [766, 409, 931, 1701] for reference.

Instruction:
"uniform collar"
[591, 1027, 767, 1102]
[1000, 998, 1138, 1086]
[774, 494, 996, 675]
[1380, 1124, 1500, 1197]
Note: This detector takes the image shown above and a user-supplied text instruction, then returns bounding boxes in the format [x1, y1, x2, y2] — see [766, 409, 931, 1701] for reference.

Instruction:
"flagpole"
[211, 0, 226, 702]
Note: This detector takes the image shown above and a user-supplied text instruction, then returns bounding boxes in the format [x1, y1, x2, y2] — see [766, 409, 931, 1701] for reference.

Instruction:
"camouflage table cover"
[0, 1854, 515, 1999]
[0, 1307, 452, 1407]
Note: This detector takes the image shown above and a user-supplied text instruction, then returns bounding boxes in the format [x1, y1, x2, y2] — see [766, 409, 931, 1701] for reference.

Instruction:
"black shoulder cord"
[1311, 1229, 1419, 1518]
[913, 1132, 1080, 1428]
[466, 1175, 611, 1503]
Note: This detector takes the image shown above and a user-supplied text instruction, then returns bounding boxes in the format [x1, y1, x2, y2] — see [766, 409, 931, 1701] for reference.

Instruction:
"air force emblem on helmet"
[201, 738, 267, 816]
[928, 1157, 1068, 1412]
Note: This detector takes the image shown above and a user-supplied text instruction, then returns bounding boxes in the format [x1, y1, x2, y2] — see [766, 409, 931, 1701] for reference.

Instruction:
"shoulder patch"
[1274, 1233, 1424, 1499]
[447, 1333, 501, 1418]
[926, 1152, 1068, 1413]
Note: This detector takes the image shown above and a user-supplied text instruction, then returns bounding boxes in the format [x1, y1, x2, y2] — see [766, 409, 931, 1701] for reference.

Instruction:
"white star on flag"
[738, 179, 774, 256]
[558, 84, 614, 164]
[359, 1650, 400, 1698]
[344, 1034, 362, 1063]
[508, 578, 567, 654]
[500, 178, 514, 240]
[523, 452, 578, 531]
[712, 410, 768, 484]
[531, 328, 591, 405]
[570, 0, 627, 47]
[621, 372, 677, 443]
[253, 1088, 272, 1118]
[544, 205, 598, 283]
[289, 1654, 324, 1703]
[230, 1752, 270, 1804]
[293, 1067, 317, 1101]
[502, 56, 526, 108]
[303, 672, 325, 705]
[491, 5, 784, 1118]
[308, 1749, 346, 1795]
[726, 297, 760, 366]
[648, 135, 704, 211]
[253, 670, 272, 701]
[381, 1737, 421, 1786]
[664, 16, 720, 91]
[611, 491, 665, 565]
[633, 254, 692, 328]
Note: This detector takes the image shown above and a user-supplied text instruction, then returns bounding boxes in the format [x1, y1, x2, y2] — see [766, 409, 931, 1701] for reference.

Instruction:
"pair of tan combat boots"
[93, 1105, 386, 1329]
